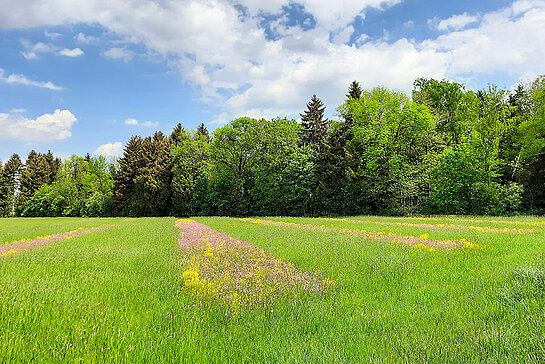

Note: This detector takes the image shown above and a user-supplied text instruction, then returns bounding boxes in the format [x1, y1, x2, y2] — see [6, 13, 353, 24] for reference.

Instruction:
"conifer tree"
[300, 94, 329, 150]
[114, 136, 144, 215]
[2, 154, 22, 216]
[347, 80, 362, 100]
[0, 161, 7, 216]
[16, 150, 59, 214]
[197, 122, 211, 142]
[170, 123, 186, 145]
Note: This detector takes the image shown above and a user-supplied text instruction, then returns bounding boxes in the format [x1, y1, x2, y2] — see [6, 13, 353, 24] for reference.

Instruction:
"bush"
[83, 191, 115, 217]
[470, 181, 524, 215]
[428, 149, 481, 214]
[22, 184, 66, 217]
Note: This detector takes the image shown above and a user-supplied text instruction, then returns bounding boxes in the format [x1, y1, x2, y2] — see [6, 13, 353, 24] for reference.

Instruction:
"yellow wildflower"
[322, 277, 336, 287]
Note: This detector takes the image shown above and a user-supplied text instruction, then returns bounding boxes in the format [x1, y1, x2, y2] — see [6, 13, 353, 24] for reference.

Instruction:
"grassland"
[0, 217, 123, 243]
[1, 216, 545, 362]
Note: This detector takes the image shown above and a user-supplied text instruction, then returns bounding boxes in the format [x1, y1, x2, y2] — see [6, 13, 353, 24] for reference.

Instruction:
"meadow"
[1, 215, 545, 362]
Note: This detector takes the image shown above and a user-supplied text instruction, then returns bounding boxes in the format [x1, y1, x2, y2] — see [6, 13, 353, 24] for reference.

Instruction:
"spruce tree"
[169, 123, 186, 145]
[197, 123, 211, 142]
[114, 136, 144, 215]
[347, 80, 362, 100]
[0, 161, 7, 216]
[300, 94, 329, 150]
[16, 151, 58, 214]
[3, 154, 22, 216]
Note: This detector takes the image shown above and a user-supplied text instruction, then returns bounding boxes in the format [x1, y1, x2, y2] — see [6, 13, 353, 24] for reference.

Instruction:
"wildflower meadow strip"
[0, 227, 103, 257]
[403, 216, 545, 227]
[175, 219, 333, 310]
[241, 218, 485, 251]
[315, 217, 535, 234]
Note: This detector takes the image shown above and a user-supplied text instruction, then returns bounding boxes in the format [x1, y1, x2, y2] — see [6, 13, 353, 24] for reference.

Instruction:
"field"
[1, 216, 545, 362]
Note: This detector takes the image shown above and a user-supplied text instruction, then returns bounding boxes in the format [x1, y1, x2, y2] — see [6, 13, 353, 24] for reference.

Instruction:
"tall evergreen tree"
[197, 122, 211, 142]
[16, 150, 59, 214]
[347, 80, 362, 100]
[114, 136, 144, 215]
[300, 94, 329, 151]
[169, 123, 186, 145]
[0, 161, 7, 216]
[2, 154, 22, 216]
[138, 131, 172, 215]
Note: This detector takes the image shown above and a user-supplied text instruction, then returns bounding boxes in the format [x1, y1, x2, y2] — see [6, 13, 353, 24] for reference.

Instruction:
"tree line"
[1, 75, 545, 217]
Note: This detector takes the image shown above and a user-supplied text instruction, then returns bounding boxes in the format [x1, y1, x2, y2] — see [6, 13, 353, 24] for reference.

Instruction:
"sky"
[1, 0, 544, 161]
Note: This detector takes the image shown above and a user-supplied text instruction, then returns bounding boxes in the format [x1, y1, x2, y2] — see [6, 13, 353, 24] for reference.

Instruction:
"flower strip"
[240, 218, 485, 251]
[175, 219, 332, 309]
[312, 217, 535, 234]
[1, 227, 103, 257]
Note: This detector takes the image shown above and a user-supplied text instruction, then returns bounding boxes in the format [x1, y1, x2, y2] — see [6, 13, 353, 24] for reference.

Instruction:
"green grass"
[2, 216, 545, 362]
[0, 217, 123, 243]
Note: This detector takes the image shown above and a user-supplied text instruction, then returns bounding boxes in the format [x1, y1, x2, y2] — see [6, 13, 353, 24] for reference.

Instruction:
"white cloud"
[209, 112, 231, 125]
[10, 108, 26, 113]
[124, 118, 159, 127]
[58, 47, 84, 57]
[437, 13, 478, 31]
[0, 109, 77, 141]
[94, 141, 123, 157]
[426, 2, 545, 77]
[0, 68, 63, 90]
[1, 0, 545, 119]
[75, 32, 100, 43]
[21, 41, 84, 59]
[21, 41, 57, 59]
[44, 29, 61, 39]
[103, 47, 135, 62]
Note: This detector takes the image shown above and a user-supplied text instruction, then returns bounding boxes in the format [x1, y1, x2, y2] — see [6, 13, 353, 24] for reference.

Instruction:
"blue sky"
[1, 0, 544, 161]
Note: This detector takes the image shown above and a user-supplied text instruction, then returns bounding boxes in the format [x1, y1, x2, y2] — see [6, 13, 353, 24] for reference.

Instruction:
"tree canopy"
[3, 75, 545, 217]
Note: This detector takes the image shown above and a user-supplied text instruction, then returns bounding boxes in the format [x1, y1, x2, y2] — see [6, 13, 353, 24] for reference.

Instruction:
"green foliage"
[339, 87, 435, 214]
[346, 80, 362, 100]
[170, 129, 210, 216]
[300, 94, 329, 150]
[83, 191, 115, 217]
[470, 182, 524, 215]
[0, 154, 22, 217]
[22, 184, 67, 217]
[16, 150, 60, 215]
[279, 146, 316, 216]
[209, 117, 300, 216]
[413, 78, 469, 147]
[114, 132, 171, 216]
[428, 148, 481, 214]
[21, 155, 115, 217]
[8, 74, 545, 216]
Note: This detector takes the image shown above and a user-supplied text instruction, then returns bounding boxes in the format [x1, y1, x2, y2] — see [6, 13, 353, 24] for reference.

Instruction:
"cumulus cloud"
[124, 118, 159, 127]
[0, 109, 77, 141]
[437, 13, 478, 31]
[1, 0, 545, 119]
[426, 2, 545, 76]
[58, 47, 84, 57]
[0, 68, 63, 90]
[103, 47, 135, 62]
[94, 141, 123, 157]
